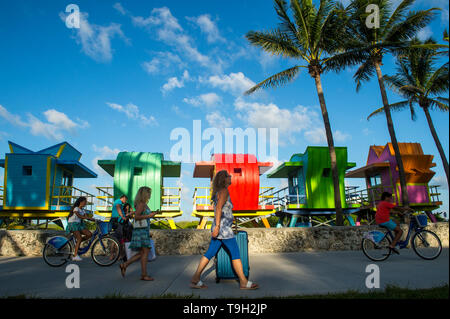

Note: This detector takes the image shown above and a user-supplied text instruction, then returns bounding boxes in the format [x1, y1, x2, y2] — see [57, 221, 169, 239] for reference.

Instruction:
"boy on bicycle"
[376, 192, 410, 254]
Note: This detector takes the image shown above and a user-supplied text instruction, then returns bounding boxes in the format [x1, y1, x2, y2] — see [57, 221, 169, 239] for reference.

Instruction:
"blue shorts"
[204, 237, 240, 261]
[379, 220, 398, 231]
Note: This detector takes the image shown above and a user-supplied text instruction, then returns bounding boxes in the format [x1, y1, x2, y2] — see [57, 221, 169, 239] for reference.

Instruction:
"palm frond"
[354, 60, 376, 92]
[246, 29, 303, 58]
[384, 8, 439, 43]
[244, 65, 303, 95]
[429, 99, 450, 112]
[367, 100, 410, 120]
[426, 62, 449, 95]
[383, 0, 415, 38]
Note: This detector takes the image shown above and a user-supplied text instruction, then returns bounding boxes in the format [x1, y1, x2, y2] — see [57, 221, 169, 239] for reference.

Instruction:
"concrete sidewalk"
[0, 249, 448, 298]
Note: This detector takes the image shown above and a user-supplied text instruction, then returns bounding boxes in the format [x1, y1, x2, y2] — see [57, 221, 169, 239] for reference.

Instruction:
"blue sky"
[0, 0, 448, 221]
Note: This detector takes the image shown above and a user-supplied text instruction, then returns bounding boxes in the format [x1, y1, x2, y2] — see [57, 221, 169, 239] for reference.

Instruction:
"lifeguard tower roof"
[0, 141, 97, 178]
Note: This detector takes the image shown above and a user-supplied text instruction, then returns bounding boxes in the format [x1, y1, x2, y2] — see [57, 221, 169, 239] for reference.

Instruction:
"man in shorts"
[376, 192, 410, 254]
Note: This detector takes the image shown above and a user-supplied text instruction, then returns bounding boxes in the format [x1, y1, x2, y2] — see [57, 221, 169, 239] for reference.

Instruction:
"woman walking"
[190, 170, 259, 290]
[66, 196, 94, 261]
[119, 186, 157, 281]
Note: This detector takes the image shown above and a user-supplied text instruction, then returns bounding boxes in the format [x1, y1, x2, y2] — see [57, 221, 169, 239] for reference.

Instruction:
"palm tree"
[244, 0, 361, 225]
[342, 0, 439, 206]
[368, 38, 449, 186]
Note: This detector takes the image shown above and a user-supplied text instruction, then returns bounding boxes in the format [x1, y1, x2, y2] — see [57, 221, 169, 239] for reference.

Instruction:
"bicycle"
[361, 211, 442, 261]
[43, 219, 121, 267]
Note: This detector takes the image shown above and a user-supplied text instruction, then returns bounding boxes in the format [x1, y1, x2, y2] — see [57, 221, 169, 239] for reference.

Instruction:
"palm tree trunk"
[374, 61, 410, 206]
[423, 106, 449, 186]
[313, 73, 344, 226]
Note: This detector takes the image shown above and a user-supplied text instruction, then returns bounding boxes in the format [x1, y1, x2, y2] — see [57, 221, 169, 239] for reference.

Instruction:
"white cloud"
[130, 7, 214, 70]
[113, 2, 127, 15]
[417, 26, 433, 41]
[161, 70, 190, 94]
[0, 104, 28, 127]
[187, 14, 225, 43]
[142, 52, 185, 75]
[162, 77, 184, 93]
[430, 175, 448, 190]
[59, 11, 129, 62]
[43, 109, 78, 130]
[233, 97, 351, 145]
[304, 127, 351, 144]
[183, 92, 222, 107]
[201, 72, 256, 96]
[0, 104, 89, 140]
[92, 144, 121, 176]
[106, 102, 157, 126]
[206, 111, 233, 131]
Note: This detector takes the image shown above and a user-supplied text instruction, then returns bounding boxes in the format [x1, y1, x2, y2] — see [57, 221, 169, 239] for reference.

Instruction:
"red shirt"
[375, 201, 396, 224]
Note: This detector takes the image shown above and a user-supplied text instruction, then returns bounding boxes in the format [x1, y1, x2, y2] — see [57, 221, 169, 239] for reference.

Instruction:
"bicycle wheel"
[412, 230, 442, 260]
[43, 241, 73, 267]
[361, 235, 391, 262]
[91, 235, 120, 266]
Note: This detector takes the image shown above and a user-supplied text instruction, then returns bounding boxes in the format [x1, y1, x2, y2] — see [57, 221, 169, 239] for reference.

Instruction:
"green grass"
[2, 284, 448, 299]
[270, 284, 449, 299]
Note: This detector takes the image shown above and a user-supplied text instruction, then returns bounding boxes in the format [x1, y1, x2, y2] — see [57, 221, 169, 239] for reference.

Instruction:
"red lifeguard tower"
[192, 154, 275, 228]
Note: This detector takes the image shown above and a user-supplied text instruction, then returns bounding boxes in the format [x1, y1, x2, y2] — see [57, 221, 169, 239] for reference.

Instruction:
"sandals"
[240, 281, 259, 290]
[119, 263, 127, 277]
[141, 276, 154, 281]
[190, 280, 207, 289]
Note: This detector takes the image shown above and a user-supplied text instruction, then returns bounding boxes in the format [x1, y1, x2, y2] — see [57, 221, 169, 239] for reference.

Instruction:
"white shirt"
[68, 207, 85, 223]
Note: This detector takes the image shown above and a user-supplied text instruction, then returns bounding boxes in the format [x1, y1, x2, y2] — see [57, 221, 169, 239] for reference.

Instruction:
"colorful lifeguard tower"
[96, 152, 183, 229]
[0, 141, 97, 228]
[192, 154, 275, 229]
[264, 146, 360, 227]
[345, 143, 442, 223]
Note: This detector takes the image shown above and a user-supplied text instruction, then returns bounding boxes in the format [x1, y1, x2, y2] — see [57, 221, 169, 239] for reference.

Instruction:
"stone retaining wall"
[0, 223, 448, 256]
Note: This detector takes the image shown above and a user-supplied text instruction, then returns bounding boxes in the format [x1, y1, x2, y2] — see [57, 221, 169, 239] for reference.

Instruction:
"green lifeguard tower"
[264, 146, 359, 227]
[96, 152, 182, 229]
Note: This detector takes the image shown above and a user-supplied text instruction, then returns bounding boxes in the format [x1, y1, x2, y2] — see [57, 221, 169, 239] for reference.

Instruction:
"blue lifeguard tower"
[0, 141, 97, 229]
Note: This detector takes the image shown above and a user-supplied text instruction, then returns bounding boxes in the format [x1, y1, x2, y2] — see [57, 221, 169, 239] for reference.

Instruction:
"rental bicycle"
[43, 219, 120, 267]
[361, 211, 442, 261]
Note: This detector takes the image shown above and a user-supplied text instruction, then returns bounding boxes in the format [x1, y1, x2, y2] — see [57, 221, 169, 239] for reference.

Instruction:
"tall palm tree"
[244, 0, 362, 225]
[342, 0, 439, 206]
[368, 38, 449, 186]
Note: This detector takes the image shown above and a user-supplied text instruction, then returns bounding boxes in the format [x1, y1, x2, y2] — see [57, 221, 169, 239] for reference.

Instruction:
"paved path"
[0, 249, 448, 298]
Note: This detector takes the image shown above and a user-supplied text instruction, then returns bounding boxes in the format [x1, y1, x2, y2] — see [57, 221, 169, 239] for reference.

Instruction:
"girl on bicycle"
[119, 186, 157, 281]
[66, 196, 94, 261]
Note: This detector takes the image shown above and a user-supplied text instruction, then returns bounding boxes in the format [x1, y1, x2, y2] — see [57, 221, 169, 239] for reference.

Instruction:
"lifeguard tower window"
[370, 175, 382, 186]
[23, 166, 32, 176]
[323, 168, 331, 177]
[134, 167, 143, 176]
[62, 172, 73, 186]
[233, 168, 242, 176]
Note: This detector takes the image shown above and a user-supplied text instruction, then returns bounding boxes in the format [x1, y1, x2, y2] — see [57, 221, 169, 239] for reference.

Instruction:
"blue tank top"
[211, 193, 234, 239]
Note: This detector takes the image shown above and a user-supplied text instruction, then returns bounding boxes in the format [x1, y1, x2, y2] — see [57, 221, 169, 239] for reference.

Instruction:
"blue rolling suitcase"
[215, 230, 250, 283]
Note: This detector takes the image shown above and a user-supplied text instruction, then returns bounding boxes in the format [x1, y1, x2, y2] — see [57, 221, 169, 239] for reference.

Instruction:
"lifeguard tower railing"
[95, 186, 182, 212]
[95, 186, 182, 229]
[192, 186, 276, 228]
[258, 186, 307, 209]
[344, 184, 442, 208]
[51, 186, 96, 213]
[344, 185, 396, 208]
